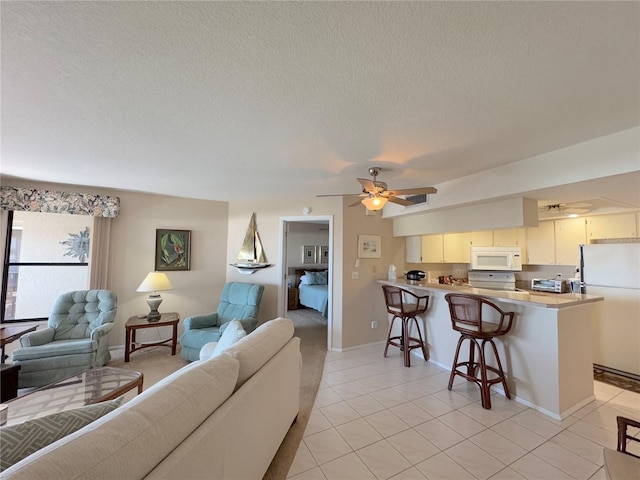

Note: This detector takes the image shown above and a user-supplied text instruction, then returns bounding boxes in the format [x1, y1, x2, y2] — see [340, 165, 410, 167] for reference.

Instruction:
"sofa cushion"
[0, 397, 123, 472]
[225, 317, 294, 389]
[2, 353, 240, 480]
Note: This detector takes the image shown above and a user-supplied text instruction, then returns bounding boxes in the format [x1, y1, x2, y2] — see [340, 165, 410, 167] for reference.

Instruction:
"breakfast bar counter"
[378, 279, 604, 419]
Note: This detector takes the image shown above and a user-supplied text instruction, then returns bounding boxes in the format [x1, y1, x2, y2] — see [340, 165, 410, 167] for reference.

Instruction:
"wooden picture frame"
[358, 234, 381, 258]
[155, 229, 191, 271]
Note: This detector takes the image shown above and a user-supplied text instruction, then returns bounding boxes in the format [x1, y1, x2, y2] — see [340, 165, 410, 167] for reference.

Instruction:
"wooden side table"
[288, 287, 299, 310]
[125, 312, 179, 362]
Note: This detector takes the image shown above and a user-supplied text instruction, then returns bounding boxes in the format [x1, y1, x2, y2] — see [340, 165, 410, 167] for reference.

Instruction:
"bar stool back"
[382, 285, 429, 367]
[445, 293, 515, 409]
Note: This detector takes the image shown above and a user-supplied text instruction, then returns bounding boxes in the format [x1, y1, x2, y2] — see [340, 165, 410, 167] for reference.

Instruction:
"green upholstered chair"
[11, 290, 117, 388]
[179, 282, 264, 361]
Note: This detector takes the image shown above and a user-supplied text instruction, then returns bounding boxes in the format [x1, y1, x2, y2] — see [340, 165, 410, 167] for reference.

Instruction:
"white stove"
[468, 271, 516, 291]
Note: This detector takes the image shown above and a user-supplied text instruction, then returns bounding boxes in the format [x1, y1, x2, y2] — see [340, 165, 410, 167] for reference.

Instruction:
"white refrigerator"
[580, 243, 640, 376]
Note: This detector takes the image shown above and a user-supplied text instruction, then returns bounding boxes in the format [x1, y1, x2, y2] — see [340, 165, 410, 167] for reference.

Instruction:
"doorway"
[279, 216, 332, 351]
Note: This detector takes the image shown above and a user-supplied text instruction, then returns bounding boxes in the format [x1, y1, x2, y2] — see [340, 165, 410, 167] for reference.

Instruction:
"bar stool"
[382, 285, 429, 367]
[445, 293, 515, 409]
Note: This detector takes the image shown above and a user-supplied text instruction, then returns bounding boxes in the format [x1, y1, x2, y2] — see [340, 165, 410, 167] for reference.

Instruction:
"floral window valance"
[0, 186, 120, 218]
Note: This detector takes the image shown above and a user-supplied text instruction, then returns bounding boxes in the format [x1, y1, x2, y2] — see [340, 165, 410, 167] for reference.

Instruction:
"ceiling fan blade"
[387, 196, 415, 206]
[357, 178, 377, 192]
[348, 198, 364, 207]
[387, 187, 437, 196]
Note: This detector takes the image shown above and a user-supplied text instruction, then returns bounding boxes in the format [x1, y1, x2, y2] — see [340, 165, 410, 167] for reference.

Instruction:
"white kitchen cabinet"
[421, 234, 444, 263]
[494, 228, 527, 263]
[405, 236, 422, 263]
[554, 218, 586, 266]
[526, 221, 555, 265]
[586, 213, 637, 240]
[470, 231, 493, 247]
[493, 228, 520, 246]
[443, 233, 471, 263]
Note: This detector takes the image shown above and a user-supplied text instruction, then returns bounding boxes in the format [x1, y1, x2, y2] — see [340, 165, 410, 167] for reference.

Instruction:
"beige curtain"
[89, 217, 112, 289]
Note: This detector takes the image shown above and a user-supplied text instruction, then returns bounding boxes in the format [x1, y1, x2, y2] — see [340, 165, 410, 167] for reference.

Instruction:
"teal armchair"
[179, 282, 264, 361]
[11, 290, 117, 388]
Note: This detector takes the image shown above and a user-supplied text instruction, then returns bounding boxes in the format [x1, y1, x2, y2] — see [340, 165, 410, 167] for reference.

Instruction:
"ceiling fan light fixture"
[361, 195, 387, 211]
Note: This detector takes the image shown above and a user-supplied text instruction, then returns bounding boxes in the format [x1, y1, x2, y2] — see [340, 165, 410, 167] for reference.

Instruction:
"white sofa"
[2, 317, 301, 480]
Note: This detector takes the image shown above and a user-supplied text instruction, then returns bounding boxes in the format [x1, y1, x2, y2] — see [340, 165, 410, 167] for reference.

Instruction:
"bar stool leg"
[448, 335, 465, 390]
[402, 317, 410, 367]
[384, 315, 397, 358]
[488, 338, 511, 399]
[479, 340, 491, 409]
[410, 317, 429, 361]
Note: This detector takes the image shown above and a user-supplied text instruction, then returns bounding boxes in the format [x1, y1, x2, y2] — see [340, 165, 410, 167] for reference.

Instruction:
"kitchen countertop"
[378, 279, 604, 309]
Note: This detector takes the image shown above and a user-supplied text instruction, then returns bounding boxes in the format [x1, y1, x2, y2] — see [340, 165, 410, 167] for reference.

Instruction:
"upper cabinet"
[405, 234, 444, 263]
[469, 231, 493, 247]
[421, 234, 444, 263]
[586, 213, 637, 240]
[526, 221, 556, 265]
[405, 236, 422, 263]
[443, 233, 471, 263]
[526, 218, 586, 266]
[554, 218, 586, 266]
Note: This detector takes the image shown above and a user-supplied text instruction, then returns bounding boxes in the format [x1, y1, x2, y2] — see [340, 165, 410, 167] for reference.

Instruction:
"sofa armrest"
[19, 328, 55, 347]
[184, 313, 219, 330]
[91, 323, 114, 341]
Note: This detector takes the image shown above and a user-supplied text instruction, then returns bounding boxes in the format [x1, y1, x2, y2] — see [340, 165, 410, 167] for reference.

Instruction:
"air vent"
[406, 194, 428, 205]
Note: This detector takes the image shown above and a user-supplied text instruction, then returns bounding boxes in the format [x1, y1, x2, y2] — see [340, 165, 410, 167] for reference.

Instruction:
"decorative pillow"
[0, 397, 123, 471]
[305, 270, 328, 285]
[212, 320, 246, 356]
[299, 275, 309, 285]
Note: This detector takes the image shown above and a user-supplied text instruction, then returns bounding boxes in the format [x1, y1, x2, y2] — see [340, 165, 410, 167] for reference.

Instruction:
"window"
[1, 211, 92, 322]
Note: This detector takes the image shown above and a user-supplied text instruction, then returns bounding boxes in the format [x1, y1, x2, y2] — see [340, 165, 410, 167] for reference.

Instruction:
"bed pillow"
[0, 397, 123, 471]
[299, 275, 309, 285]
[305, 270, 328, 285]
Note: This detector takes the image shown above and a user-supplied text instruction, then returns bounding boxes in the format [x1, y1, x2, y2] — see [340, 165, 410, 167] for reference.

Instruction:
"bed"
[294, 268, 329, 318]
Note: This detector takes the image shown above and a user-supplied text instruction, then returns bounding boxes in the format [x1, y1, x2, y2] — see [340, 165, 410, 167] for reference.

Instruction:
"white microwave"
[470, 246, 522, 271]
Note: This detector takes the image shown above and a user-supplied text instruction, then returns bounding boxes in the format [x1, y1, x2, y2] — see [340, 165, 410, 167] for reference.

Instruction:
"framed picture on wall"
[303, 245, 317, 264]
[320, 246, 329, 263]
[358, 234, 381, 259]
[155, 229, 191, 271]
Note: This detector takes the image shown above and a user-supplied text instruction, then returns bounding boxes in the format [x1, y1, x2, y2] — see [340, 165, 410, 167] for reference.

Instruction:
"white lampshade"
[136, 272, 173, 293]
[361, 196, 388, 211]
[136, 272, 173, 321]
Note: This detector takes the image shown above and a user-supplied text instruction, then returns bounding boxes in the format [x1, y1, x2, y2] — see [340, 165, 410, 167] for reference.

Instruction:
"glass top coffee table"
[2, 366, 143, 426]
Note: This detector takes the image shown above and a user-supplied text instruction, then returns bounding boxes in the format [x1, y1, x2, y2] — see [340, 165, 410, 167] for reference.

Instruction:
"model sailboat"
[230, 212, 272, 274]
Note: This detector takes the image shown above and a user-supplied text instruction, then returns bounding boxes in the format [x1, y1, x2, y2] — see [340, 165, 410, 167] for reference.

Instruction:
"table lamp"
[136, 271, 173, 321]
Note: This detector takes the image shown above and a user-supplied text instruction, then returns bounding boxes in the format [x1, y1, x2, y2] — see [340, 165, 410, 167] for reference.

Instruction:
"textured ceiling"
[1, 1, 639, 203]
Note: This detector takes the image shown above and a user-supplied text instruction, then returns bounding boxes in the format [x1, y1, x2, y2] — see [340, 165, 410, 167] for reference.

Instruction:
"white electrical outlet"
[352, 271, 359, 280]
[455, 269, 461, 276]
[371, 321, 378, 329]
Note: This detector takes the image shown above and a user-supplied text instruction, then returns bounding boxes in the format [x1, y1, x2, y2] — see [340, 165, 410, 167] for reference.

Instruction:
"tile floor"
[287, 345, 640, 480]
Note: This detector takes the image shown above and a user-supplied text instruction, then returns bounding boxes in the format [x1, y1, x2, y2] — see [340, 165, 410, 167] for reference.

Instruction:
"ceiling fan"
[317, 167, 437, 210]
[539, 202, 592, 216]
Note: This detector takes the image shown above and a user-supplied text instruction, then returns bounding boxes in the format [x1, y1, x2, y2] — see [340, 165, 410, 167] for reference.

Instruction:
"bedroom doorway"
[279, 216, 332, 351]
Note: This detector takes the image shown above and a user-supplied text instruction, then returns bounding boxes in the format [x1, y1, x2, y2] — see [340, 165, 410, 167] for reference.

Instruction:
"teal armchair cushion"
[180, 282, 264, 361]
[11, 290, 117, 388]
